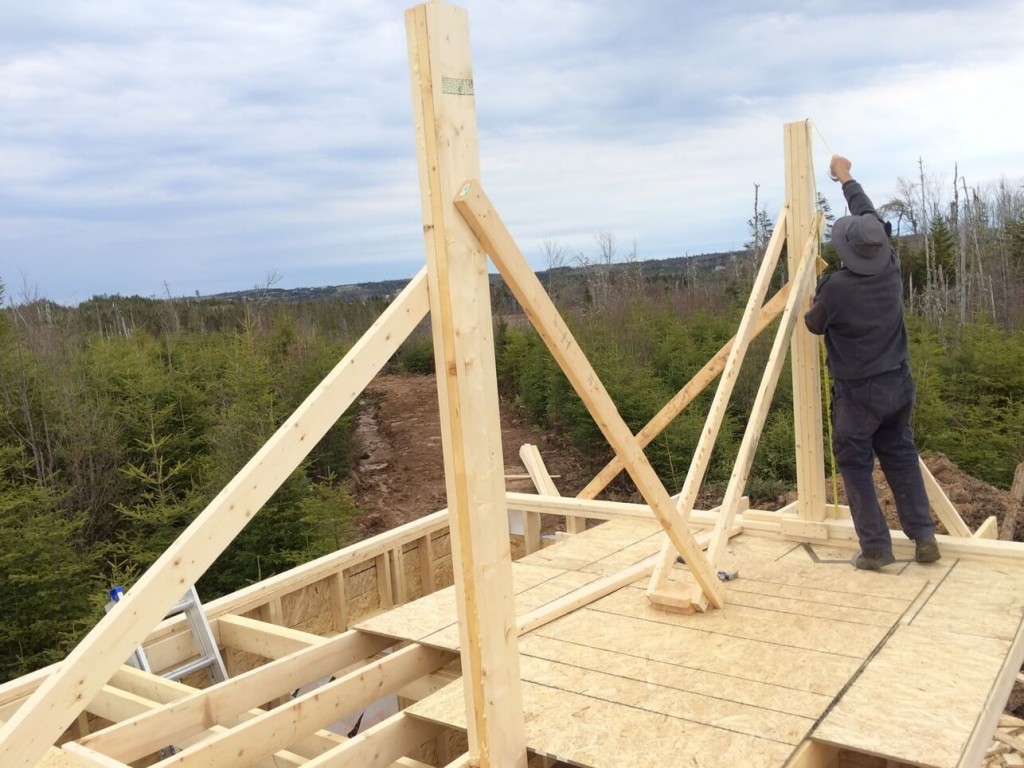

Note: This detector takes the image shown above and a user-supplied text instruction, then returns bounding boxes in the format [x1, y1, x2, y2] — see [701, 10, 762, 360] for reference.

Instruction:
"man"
[804, 155, 941, 570]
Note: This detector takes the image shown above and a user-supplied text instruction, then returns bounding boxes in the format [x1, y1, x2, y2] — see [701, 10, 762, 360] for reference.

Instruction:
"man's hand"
[830, 155, 853, 184]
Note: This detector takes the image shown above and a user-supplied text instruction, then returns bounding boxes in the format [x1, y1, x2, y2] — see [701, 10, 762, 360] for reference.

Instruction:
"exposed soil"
[350, 373, 592, 537]
[350, 372, 1024, 719]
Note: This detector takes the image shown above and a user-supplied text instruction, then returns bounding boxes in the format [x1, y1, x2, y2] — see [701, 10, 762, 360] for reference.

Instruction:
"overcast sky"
[2, 1, 1022, 305]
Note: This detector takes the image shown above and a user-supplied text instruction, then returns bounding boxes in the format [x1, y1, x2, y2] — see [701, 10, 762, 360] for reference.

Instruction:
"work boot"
[853, 551, 896, 571]
[915, 537, 941, 563]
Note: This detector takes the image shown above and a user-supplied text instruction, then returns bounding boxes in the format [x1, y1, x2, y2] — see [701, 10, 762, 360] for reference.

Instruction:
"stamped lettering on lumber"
[441, 76, 474, 96]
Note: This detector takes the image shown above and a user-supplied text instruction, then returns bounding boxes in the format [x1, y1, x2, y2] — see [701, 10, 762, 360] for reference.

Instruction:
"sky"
[2, 1, 1023, 306]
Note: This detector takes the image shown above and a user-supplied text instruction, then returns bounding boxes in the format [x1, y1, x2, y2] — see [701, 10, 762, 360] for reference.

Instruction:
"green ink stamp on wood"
[441, 76, 474, 96]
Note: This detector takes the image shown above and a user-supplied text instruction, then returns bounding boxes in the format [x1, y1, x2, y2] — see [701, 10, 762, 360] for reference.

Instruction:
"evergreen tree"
[929, 214, 957, 285]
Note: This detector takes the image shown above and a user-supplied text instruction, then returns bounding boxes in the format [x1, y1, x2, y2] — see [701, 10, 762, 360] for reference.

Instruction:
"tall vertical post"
[406, 4, 527, 767]
[784, 121, 827, 521]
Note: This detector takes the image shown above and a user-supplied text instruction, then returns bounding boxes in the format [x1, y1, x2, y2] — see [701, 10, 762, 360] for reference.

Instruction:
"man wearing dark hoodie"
[804, 155, 941, 570]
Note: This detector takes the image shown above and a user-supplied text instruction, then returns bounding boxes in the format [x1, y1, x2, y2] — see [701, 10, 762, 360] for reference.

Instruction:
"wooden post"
[328, 572, 349, 632]
[406, 4, 526, 767]
[417, 535, 436, 595]
[784, 121, 827, 521]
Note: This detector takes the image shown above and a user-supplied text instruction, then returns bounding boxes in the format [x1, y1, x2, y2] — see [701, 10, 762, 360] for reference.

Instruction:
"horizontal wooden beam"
[79, 630, 393, 762]
[507, 492, 1024, 561]
[216, 614, 324, 659]
[155, 644, 453, 768]
[301, 713, 439, 768]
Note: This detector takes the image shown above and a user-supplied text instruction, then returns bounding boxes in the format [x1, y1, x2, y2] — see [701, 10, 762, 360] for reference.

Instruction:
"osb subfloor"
[355, 519, 1024, 768]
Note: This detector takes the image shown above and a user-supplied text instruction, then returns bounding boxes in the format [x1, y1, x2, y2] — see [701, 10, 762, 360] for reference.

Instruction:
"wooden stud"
[417, 535, 436, 596]
[919, 458, 973, 538]
[453, 181, 725, 612]
[257, 597, 284, 627]
[376, 553, 395, 612]
[784, 120, 827, 523]
[646, 207, 789, 597]
[390, 547, 409, 605]
[74, 711, 91, 740]
[520, 443, 578, 535]
[974, 515, 999, 540]
[0, 270, 431, 768]
[406, 5, 526, 766]
[328, 572, 349, 632]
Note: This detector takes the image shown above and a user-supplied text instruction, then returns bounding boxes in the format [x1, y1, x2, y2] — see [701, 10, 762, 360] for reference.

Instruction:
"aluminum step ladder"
[106, 584, 228, 684]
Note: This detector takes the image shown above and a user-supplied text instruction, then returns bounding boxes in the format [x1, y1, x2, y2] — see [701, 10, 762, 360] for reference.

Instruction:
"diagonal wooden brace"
[454, 180, 725, 610]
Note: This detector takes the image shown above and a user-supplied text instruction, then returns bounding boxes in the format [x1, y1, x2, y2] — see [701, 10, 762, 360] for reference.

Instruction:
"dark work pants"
[832, 364, 935, 556]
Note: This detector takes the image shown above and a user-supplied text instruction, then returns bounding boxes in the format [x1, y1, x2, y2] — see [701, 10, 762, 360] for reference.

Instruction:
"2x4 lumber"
[577, 278, 793, 502]
[784, 120, 827, 522]
[300, 712, 439, 768]
[406, 4, 526, 766]
[920, 458, 973, 537]
[328, 571, 349, 632]
[109, 665, 193, 704]
[0, 270, 431, 768]
[216, 614, 323, 659]
[647, 206, 789, 596]
[375, 553, 395, 611]
[706, 218, 825, 568]
[506, 492, 1024, 561]
[453, 180, 725, 612]
[396, 670, 461, 702]
[60, 742, 132, 768]
[78, 629, 393, 763]
[390, 547, 409, 604]
[153, 643, 452, 768]
[520, 443, 572, 539]
[86, 685, 161, 724]
[416, 535, 435, 595]
[975, 515, 999, 540]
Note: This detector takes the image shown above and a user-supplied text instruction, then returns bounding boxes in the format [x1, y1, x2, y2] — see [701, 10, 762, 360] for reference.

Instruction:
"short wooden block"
[782, 519, 830, 542]
[647, 580, 710, 614]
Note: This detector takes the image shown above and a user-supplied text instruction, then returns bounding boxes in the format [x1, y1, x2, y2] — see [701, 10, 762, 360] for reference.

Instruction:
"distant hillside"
[206, 249, 749, 303]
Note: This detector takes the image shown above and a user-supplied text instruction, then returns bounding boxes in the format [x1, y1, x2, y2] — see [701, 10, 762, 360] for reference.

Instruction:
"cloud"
[1, 0, 1022, 303]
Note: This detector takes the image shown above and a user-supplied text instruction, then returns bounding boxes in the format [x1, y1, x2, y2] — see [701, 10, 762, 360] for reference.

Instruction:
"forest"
[1, 169, 1023, 682]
